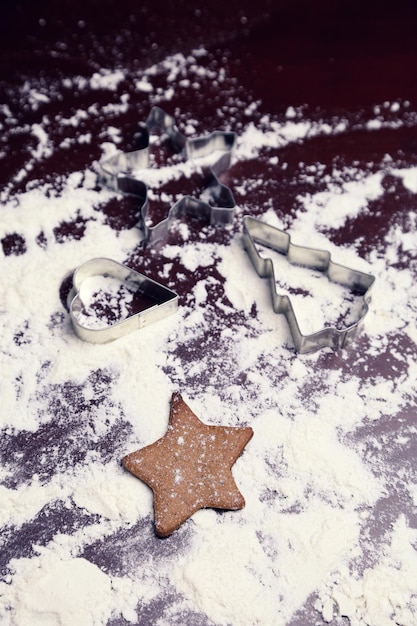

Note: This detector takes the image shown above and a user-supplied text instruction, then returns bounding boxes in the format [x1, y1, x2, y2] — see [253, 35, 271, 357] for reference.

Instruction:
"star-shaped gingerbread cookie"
[122, 392, 253, 537]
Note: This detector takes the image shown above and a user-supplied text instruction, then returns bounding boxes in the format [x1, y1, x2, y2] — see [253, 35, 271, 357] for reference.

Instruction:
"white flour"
[0, 47, 416, 626]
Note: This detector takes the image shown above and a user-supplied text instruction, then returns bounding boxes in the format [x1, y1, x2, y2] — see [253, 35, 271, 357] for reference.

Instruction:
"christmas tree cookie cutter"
[242, 216, 375, 354]
[69, 258, 178, 343]
[99, 106, 236, 245]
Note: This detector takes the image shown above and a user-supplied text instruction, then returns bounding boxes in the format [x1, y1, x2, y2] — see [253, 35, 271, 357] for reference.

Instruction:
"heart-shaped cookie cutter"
[243, 216, 375, 354]
[69, 258, 178, 343]
[99, 106, 236, 245]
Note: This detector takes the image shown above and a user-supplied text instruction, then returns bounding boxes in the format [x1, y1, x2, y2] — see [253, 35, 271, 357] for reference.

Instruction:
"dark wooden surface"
[1, 2, 416, 625]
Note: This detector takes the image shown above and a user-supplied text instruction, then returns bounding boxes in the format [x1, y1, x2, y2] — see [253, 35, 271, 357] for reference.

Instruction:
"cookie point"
[171, 391, 182, 404]
[246, 426, 254, 442]
[155, 520, 177, 538]
[121, 454, 130, 470]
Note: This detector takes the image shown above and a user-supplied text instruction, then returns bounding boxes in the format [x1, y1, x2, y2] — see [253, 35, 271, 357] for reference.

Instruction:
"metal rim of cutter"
[242, 215, 375, 354]
[69, 258, 178, 343]
[99, 106, 236, 245]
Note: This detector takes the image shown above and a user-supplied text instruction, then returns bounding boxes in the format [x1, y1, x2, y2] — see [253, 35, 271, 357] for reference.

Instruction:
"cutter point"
[99, 106, 236, 245]
[242, 215, 375, 354]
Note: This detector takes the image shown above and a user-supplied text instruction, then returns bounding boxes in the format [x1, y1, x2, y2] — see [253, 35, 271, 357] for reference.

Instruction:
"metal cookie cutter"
[242, 216, 375, 354]
[99, 106, 236, 245]
[69, 258, 178, 343]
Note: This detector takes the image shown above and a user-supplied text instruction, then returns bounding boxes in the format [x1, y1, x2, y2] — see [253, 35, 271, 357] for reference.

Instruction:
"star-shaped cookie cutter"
[242, 216, 375, 354]
[69, 258, 178, 343]
[99, 106, 236, 245]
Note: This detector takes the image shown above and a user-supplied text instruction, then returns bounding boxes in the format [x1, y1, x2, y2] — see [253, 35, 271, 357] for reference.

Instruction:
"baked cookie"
[122, 392, 253, 537]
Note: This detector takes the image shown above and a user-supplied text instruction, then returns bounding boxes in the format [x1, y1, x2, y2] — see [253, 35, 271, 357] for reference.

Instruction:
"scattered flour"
[1, 45, 416, 626]
[1, 556, 139, 626]
[316, 516, 417, 626]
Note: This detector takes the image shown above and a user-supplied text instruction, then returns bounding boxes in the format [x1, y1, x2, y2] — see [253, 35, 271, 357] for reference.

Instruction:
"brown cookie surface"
[122, 392, 253, 537]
